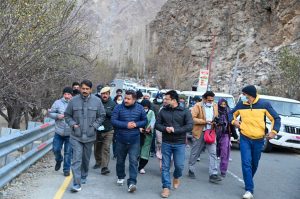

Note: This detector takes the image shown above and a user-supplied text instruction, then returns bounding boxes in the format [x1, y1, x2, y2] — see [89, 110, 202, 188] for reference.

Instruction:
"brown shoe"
[173, 178, 180, 189]
[161, 188, 170, 198]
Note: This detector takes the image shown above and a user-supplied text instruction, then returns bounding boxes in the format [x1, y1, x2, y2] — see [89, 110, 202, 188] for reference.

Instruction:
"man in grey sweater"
[48, 87, 73, 177]
[65, 80, 106, 192]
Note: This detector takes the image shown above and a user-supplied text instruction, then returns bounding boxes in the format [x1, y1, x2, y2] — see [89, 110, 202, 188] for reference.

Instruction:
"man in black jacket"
[94, 87, 116, 175]
[155, 90, 193, 198]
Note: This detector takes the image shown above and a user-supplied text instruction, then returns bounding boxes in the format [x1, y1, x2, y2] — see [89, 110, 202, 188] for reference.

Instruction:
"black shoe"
[93, 164, 100, 169]
[64, 171, 70, 176]
[55, 161, 61, 171]
[209, 174, 222, 183]
[101, 167, 110, 175]
[221, 173, 226, 178]
[188, 170, 196, 179]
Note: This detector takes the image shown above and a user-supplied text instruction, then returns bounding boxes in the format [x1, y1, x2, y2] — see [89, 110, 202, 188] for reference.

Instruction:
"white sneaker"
[128, 184, 137, 193]
[117, 179, 124, 186]
[139, 169, 146, 174]
[243, 191, 254, 199]
[197, 157, 201, 162]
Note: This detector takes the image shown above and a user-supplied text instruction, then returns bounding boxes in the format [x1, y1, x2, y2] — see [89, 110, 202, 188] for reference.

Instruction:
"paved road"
[23, 146, 300, 199]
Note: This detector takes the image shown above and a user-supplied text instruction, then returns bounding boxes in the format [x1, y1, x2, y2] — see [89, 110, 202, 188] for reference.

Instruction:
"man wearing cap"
[48, 87, 73, 177]
[93, 87, 116, 175]
[229, 85, 281, 199]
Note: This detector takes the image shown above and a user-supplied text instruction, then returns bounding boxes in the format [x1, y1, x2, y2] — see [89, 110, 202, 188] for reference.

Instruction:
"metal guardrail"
[0, 121, 55, 189]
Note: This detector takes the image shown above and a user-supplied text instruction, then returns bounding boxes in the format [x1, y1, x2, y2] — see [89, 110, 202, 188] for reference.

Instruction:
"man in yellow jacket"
[188, 91, 222, 183]
[229, 85, 281, 199]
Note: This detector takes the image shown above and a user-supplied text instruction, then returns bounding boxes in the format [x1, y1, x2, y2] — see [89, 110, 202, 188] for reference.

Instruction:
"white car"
[261, 95, 300, 152]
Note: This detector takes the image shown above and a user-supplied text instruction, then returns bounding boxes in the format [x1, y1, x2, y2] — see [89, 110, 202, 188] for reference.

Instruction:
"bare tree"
[0, 0, 107, 128]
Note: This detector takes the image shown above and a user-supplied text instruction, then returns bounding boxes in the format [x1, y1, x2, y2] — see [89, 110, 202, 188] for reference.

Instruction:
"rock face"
[149, 0, 300, 97]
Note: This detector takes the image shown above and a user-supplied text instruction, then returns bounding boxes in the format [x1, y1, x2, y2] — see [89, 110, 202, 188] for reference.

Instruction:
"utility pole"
[207, 34, 217, 91]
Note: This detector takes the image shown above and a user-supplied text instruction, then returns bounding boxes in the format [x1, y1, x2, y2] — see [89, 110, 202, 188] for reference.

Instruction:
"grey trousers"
[70, 138, 94, 185]
[188, 132, 218, 175]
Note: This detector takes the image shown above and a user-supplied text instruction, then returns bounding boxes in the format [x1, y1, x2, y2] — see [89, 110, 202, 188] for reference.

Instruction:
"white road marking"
[227, 170, 244, 184]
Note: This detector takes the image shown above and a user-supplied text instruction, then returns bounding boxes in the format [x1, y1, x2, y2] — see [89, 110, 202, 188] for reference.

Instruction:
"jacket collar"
[243, 95, 260, 105]
[80, 93, 91, 101]
[165, 104, 184, 111]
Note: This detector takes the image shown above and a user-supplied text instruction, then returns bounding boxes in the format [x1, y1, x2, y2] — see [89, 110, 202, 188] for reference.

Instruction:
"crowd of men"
[48, 80, 281, 199]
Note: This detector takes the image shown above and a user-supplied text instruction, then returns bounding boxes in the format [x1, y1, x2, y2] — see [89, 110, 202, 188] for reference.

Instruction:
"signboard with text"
[197, 69, 209, 92]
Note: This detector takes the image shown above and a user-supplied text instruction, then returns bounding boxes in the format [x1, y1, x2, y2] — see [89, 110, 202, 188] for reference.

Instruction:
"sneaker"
[101, 167, 110, 175]
[128, 184, 137, 193]
[139, 169, 146, 174]
[197, 157, 201, 162]
[93, 164, 100, 169]
[71, 184, 81, 192]
[242, 191, 254, 199]
[217, 157, 220, 160]
[188, 170, 196, 179]
[81, 178, 87, 184]
[55, 161, 62, 171]
[209, 174, 222, 183]
[117, 179, 124, 186]
[64, 171, 70, 177]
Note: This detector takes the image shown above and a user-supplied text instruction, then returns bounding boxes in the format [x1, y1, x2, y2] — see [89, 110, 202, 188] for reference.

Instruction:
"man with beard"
[111, 90, 147, 193]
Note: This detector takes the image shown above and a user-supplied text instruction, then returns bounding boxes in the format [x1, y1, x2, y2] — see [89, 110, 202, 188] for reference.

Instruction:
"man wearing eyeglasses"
[188, 91, 222, 183]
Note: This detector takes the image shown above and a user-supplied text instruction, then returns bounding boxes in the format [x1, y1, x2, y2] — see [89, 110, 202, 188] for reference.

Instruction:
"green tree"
[277, 48, 300, 100]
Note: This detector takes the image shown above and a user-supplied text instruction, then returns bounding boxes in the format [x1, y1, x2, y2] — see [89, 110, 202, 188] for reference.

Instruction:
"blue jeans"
[53, 133, 71, 172]
[116, 141, 140, 186]
[161, 142, 185, 189]
[240, 134, 264, 193]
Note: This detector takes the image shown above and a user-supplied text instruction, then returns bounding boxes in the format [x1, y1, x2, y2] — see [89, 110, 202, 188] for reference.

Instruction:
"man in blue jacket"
[111, 90, 147, 193]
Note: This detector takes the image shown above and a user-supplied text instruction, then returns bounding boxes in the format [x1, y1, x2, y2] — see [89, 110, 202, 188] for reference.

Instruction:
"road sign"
[197, 69, 209, 92]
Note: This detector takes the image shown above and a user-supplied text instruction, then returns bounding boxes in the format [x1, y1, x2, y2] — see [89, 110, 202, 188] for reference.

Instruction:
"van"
[235, 94, 300, 152]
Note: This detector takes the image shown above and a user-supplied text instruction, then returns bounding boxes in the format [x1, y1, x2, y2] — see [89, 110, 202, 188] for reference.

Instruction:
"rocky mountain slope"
[149, 0, 300, 97]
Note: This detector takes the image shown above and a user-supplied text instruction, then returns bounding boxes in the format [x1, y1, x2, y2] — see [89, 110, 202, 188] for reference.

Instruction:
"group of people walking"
[48, 80, 281, 199]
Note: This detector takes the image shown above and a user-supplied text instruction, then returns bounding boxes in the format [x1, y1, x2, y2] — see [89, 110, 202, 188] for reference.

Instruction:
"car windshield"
[139, 89, 146, 93]
[266, 100, 300, 117]
[151, 92, 157, 98]
[214, 96, 235, 109]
